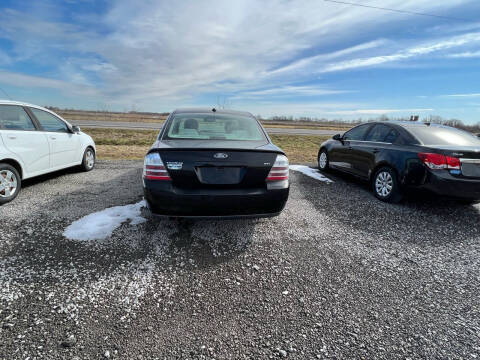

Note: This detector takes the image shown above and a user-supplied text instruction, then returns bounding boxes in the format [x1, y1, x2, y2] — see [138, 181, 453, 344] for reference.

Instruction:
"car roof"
[172, 107, 254, 118]
[0, 99, 71, 124]
[1, 99, 45, 109]
[372, 120, 453, 130]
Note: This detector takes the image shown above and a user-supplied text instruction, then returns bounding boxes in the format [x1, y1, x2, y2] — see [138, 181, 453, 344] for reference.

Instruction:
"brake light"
[143, 153, 171, 180]
[418, 153, 461, 170]
[266, 155, 289, 189]
[446, 156, 461, 170]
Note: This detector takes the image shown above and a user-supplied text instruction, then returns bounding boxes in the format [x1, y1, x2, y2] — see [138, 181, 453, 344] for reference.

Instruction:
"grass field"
[84, 128, 329, 164]
[55, 109, 351, 131]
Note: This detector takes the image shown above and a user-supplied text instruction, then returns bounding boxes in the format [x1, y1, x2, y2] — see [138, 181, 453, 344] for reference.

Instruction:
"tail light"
[143, 152, 171, 180]
[418, 153, 460, 170]
[266, 154, 289, 189]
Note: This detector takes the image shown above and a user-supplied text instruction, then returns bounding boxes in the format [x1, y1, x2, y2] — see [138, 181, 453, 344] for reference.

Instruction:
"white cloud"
[231, 86, 349, 100]
[0, 0, 476, 111]
[0, 71, 98, 97]
[321, 32, 480, 73]
[326, 108, 434, 115]
[444, 93, 480, 97]
[446, 50, 480, 58]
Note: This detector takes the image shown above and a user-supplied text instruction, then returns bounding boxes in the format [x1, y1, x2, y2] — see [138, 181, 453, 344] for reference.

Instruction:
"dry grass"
[57, 109, 350, 131]
[270, 134, 329, 163]
[96, 145, 150, 160]
[85, 128, 329, 164]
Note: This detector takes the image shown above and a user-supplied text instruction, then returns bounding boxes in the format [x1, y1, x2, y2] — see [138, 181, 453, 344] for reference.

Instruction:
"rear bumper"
[414, 170, 480, 200]
[143, 180, 289, 217]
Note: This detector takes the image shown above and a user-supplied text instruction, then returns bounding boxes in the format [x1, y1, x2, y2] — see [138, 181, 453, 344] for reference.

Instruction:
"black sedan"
[318, 121, 480, 203]
[142, 108, 289, 218]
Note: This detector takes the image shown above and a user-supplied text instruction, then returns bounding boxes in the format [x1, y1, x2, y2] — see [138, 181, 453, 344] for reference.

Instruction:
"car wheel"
[0, 163, 21, 205]
[318, 149, 329, 171]
[81, 147, 95, 172]
[372, 166, 403, 203]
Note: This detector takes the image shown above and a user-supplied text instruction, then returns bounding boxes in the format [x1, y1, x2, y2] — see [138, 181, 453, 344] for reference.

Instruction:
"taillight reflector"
[418, 153, 461, 170]
[143, 153, 171, 181]
[267, 155, 289, 182]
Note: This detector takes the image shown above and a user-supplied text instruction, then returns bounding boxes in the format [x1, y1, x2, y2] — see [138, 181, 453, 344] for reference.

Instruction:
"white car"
[0, 100, 96, 204]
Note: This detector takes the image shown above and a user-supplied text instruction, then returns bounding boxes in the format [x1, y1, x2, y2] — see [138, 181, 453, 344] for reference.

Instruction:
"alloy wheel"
[0, 170, 18, 198]
[319, 152, 327, 169]
[375, 171, 393, 197]
[85, 150, 95, 169]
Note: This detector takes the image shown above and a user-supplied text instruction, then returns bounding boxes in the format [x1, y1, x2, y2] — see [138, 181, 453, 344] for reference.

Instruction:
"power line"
[322, 0, 471, 22]
[0, 86, 11, 100]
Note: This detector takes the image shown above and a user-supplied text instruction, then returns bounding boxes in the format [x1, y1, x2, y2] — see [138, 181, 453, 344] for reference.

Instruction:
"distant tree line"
[258, 114, 480, 133]
[44, 106, 480, 133]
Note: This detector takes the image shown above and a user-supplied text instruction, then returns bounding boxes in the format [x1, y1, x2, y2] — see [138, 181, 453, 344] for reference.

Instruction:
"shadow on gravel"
[4, 164, 257, 285]
[146, 216, 257, 270]
[301, 168, 480, 243]
[21, 166, 80, 189]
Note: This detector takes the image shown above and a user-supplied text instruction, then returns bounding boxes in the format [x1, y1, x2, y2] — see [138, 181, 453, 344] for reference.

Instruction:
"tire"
[372, 166, 403, 203]
[0, 163, 21, 205]
[81, 147, 95, 172]
[318, 149, 329, 171]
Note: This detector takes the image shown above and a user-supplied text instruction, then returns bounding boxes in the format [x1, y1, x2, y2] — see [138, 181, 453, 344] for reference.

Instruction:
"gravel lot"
[1, 160, 479, 359]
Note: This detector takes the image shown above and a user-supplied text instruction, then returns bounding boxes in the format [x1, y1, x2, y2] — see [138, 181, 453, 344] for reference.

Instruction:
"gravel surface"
[1, 160, 479, 359]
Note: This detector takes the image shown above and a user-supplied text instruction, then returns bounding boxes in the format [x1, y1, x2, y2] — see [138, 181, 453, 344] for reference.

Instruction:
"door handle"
[348, 146, 353, 150]
[50, 136, 57, 140]
[7, 135, 17, 139]
[372, 148, 379, 154]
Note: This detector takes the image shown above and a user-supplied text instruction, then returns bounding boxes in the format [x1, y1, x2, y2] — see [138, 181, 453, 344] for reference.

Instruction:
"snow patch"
[64, 200, 147, 241]
[289, 165, 333, 183]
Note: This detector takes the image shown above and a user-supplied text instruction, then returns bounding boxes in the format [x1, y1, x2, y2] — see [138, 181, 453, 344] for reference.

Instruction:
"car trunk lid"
[425, 145, 480, 178]
[156, 149, 279, 189]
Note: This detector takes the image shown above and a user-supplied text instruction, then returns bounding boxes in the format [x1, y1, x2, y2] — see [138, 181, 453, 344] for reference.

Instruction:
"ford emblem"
[214, 153, 228, 159]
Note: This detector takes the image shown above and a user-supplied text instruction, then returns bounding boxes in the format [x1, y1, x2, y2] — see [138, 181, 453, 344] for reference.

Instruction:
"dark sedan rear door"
[329, 124, 372, 174]
[348, 124, 395, 178]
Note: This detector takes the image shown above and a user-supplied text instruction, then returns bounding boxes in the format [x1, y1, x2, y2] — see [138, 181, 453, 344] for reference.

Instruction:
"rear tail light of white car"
[418, 153, 460, 170]
[143, 152, 171, 181]
[266, 154, 289, 189]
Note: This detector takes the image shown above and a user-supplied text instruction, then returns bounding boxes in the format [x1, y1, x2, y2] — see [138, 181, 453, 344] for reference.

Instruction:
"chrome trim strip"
[460, 158, 480, 164]
[346, 140, 392, 145]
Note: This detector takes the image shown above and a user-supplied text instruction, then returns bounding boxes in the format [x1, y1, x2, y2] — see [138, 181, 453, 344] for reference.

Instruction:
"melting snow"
[64, 200, 147, 241]
[289, 165, 333, 183]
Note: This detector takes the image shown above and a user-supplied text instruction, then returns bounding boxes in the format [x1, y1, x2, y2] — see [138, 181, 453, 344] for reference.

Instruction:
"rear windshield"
[164, 113, 265, 141]
[407, 126, 480, 146]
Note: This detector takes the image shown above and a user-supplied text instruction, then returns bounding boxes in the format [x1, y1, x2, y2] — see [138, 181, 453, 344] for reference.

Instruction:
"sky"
[0, 0, 479, 122]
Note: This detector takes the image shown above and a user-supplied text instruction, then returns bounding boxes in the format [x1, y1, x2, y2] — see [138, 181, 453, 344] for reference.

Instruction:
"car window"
[365, 124, 392, 142]
[384, 128, 399, 143]
[343, 124, 370, 141]
[30, 108, 69, 133]
[407, 126, 480, 146]
[165, 113, 265, 141]
[0, 105, 36, 131]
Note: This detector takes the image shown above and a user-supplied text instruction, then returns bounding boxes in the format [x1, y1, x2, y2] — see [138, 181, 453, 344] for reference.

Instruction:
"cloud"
[0, 0, 476, 114]
[0, 50, 11, 66]
[0, 71, 98, 97]
[231, 86, 350, 100]
[320, 32, 480, 73]
[446, 50, 480, 58]
[443, 93, 480, 97]
[326, 108, 434, 115]
[267, 40, 387, 76]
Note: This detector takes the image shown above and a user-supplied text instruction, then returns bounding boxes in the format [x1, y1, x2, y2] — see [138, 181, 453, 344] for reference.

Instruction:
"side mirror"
[332, 133, 342, 141]
[71, 125, 81, 133]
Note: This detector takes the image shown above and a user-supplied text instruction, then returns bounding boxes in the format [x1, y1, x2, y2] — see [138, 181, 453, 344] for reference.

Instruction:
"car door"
[29, 108, 79, 169]
[331, 124, 372, 174]
[0, 105, 50, 176]
[350, 124, 393, 178]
